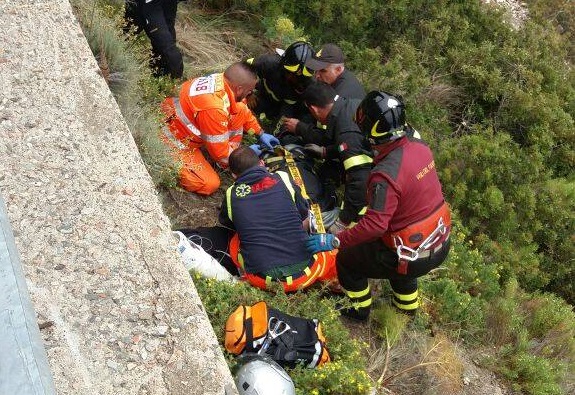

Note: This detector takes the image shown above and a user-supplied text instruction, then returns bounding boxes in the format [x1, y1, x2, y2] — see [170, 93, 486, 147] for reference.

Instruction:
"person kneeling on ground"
[181, 146, 337, 292]
[161, 62, 279, 195]
[306, 91, 452, 320]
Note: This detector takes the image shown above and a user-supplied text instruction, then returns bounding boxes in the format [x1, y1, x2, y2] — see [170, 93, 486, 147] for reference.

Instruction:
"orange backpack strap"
[224, 301, 269, 355]
[224, 305, 250, 355]
[247, 301, 269, 351]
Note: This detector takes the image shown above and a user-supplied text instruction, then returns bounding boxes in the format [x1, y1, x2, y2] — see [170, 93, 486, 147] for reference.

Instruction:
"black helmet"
[281, 41, 315, 78]
[355, 91, 406, 145]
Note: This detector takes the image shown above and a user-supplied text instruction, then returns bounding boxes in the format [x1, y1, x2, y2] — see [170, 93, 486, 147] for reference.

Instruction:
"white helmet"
[235, 355, 295, 395]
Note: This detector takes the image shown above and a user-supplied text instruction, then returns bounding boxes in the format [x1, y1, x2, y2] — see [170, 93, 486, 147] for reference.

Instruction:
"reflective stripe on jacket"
[165, 73, 262, 166]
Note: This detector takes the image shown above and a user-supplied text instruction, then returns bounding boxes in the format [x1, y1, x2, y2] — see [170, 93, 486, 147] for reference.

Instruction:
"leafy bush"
[194, 276, 372, 394]
[261, 15, 308, 48]
[534, 179, 575, 303]
[485, 281, 575, 395]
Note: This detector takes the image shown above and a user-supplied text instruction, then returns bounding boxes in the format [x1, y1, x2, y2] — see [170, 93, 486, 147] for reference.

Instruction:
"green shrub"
[261, 15, 308, 48]
[370, 304, 410, 346]
[534, 179, 575, 304]
[438, 131, 553, 291]
[423, 277, 486, 342]
[485, 282, 575, 395]
[193, 276, 372, 394]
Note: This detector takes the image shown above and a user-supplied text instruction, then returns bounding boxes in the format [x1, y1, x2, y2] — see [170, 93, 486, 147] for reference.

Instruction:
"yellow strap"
[343, 154, 373, 170]
[225, 186, 234, 221]
[309, 203, 325, 234]
[276, 171, 296, 202]
[282, 150, 309, 199]
[344, 286, 370, 299]
[285, 276, 293, 285]
[280, 148, 326, 233]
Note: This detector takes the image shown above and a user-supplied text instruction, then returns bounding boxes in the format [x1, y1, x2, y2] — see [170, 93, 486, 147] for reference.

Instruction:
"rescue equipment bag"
[224, 301, 330, 368]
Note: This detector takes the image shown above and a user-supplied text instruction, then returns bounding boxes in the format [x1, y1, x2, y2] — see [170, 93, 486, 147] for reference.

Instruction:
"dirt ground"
[159, 170, 233, 230]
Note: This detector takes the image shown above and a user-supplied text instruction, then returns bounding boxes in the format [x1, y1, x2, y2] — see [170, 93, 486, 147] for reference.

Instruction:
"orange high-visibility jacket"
[174, 73, 262, 166]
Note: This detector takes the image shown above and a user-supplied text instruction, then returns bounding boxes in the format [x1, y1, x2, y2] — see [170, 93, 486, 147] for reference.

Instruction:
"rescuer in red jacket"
[306, 91, 452, 320]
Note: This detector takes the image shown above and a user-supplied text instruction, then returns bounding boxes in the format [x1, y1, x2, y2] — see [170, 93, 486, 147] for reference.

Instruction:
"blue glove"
[306, 233, 335, 254]
[249, 144, 263, 156]
[259, 132, 280, 149]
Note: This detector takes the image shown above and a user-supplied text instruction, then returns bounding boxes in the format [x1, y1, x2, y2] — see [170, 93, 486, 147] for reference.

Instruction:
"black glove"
[304, 144, 326, 159]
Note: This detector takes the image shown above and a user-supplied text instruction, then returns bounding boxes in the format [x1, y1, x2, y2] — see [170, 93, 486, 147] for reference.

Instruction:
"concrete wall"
[0, 1, 237, 394]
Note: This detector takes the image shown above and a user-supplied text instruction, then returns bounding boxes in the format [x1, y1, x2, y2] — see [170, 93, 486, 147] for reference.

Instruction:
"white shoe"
[172, 231, 235, 282]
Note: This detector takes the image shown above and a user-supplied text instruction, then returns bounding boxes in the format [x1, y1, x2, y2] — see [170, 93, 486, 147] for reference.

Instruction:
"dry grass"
[176, 8, 247, 77]
[364, 320, 464, 395]
[417, 71, 465, 115]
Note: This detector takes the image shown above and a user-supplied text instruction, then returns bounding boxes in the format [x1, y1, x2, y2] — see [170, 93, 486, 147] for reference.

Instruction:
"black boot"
[338, 305, 370, 322]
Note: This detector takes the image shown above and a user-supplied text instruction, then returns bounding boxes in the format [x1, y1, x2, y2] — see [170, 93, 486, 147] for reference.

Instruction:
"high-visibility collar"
[223, 77, 241, 115]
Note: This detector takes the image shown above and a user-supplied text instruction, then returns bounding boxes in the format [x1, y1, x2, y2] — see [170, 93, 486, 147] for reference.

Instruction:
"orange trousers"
[229, 234, 338, 292]
[161, 97, 221, 195]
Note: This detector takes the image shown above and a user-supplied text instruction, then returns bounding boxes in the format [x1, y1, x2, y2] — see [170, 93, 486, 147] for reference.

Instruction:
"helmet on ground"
[355, 90, 406, 145]
[280, 41, 315, 78]
[235, 355, 295, 395]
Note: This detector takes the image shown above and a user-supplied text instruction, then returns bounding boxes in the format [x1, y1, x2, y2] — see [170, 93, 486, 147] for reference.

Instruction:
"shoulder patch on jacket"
[235, 183, 252, 198]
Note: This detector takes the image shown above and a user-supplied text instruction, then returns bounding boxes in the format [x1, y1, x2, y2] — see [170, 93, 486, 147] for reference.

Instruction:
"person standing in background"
[124, 0, 184, 79]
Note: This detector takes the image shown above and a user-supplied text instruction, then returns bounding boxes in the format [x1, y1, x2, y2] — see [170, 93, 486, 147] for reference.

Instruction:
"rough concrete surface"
[0, 1, 237, 394]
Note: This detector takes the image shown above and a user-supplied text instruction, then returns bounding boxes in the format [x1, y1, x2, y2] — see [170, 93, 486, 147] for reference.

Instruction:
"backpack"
[224, 301, 331, 368]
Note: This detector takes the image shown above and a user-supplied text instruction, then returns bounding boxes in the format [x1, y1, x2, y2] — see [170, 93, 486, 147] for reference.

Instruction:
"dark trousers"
[125, 0, 183, 79]
[336, 238, 451, 309]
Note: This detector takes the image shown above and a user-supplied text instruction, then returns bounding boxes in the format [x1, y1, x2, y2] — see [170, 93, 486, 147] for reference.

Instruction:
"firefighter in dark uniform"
[124, 0, 183, 79]
[301, 81, 373, 226]
[246, 41, 315, 131]
[306, 91, 452, 320]
[282, 43, 366, 146]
